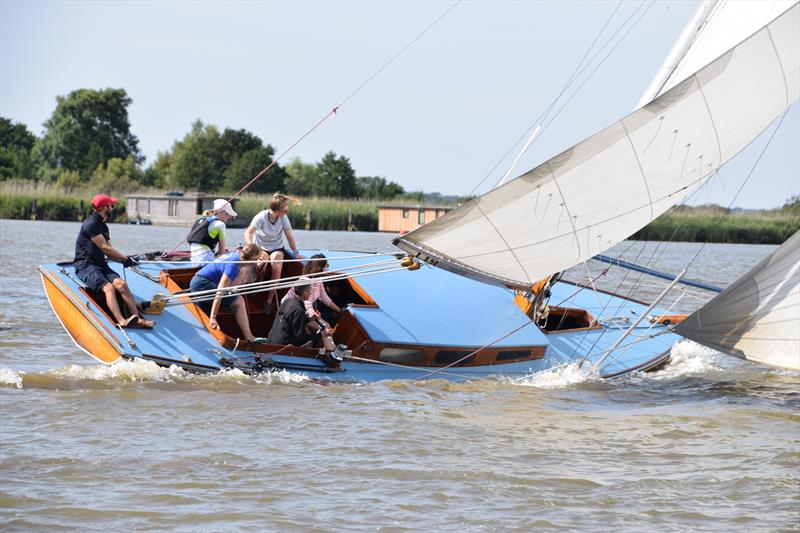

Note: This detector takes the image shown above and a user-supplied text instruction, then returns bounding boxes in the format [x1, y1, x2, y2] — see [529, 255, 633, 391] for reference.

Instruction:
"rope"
[162, 2, 463, 256]
[414, 319, 536, 381]
[169, 262, 408, 306]
[139, 251, 401, 266]
[511, 328, 672, 383]
[342, 353, 466, 380]
[158, 257, 400, 303]
[470, 0, 640, 195]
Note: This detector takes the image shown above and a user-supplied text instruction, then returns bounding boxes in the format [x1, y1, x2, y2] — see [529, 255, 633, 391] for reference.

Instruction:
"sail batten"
[396, 2, 800, 289]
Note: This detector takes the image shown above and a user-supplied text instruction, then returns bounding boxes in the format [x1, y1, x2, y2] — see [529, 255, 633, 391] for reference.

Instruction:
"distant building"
[378, 205, 453, 233]
[125, 193, 239, 226]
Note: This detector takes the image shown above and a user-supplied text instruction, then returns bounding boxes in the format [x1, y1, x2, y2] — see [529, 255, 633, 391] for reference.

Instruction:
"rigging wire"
[471, 0, 646, 195]
[163, 1, 462, 255]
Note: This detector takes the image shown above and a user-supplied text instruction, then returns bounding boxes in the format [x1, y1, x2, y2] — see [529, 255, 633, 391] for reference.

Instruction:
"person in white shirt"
[244, 193, 303, 312]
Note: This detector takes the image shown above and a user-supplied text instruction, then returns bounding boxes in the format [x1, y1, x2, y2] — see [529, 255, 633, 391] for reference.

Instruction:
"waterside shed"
[378, 205, 453, 233]
[125, 193, 239, 226]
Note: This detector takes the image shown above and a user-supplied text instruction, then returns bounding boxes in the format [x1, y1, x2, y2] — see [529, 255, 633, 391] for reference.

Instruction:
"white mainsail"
[675, 231, 800, 371]
[396, 1, 799, 289]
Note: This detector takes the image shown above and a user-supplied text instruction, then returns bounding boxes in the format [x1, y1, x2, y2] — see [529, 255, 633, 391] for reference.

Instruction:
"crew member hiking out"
[74, 194, 155, 329]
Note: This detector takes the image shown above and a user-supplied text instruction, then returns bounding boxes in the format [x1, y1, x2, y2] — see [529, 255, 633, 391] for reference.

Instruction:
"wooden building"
[125, 193, 240, 226]
[377, 205, 453, 233]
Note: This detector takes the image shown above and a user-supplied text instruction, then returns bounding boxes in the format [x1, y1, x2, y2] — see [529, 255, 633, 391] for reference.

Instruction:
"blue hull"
[38, 249, 680, 382]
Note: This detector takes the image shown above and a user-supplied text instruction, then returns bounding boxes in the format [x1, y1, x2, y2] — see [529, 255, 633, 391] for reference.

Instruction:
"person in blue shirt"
[74, 194, 155, 328]
[189, 243, 266, 343]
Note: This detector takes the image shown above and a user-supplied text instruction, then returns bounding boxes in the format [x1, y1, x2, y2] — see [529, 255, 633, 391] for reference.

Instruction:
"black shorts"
[266, 247, 288, 257]
[75, 262, 121, 292]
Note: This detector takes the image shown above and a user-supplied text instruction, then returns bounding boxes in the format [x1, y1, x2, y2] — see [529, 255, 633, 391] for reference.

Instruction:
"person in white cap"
[187, 199, 237, 266]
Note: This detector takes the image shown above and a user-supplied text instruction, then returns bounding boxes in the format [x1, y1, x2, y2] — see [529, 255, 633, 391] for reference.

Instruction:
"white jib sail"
[396, 2, 800, 288]
[675, 231, 800, 371]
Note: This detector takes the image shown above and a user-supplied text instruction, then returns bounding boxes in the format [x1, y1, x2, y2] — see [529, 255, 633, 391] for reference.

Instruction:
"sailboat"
[38, 0, 799, 380]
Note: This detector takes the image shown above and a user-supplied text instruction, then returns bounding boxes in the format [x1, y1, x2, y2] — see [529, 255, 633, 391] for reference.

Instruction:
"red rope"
[163, 105, 342, 256]
[227, 105, 341, 203]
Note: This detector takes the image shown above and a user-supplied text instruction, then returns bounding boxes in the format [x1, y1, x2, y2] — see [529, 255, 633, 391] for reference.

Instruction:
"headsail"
[675, 231, 800, 371]
[396, 2, 799, 288]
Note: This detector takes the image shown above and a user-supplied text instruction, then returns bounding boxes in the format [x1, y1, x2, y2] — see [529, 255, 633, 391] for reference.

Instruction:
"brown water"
[1, 219, 798, 532]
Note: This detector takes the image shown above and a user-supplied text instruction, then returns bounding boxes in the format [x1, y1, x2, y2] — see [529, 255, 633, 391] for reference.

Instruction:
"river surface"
[1, 219, 797, 532]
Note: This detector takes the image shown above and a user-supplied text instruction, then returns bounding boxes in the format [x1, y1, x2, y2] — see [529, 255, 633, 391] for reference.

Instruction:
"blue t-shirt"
[74, 212, 110, 268]
[196, 252, 240, 284]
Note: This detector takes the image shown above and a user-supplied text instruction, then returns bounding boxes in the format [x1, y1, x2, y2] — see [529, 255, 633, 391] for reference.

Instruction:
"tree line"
[0, 87, 409, 200]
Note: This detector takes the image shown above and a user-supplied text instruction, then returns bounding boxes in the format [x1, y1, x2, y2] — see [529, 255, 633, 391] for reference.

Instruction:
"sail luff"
[396, 2, 799, 289]
[636, 0, 720, 109]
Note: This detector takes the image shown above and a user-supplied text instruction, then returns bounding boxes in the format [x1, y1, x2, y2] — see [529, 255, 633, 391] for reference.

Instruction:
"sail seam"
[694, 74, 724, 174]
[456, 174, 710, 260]
[474, 202, 531, 283]
[621, 119, 655, 221]
[547, 163, 582, 264]
[765, 26, 791, 108]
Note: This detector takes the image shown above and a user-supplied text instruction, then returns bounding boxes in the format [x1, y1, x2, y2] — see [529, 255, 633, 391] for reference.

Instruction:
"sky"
[1, 0, 798, 209]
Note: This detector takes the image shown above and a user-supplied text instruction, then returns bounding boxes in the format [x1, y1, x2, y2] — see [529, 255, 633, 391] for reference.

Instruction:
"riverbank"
[0, 183, 797, 243]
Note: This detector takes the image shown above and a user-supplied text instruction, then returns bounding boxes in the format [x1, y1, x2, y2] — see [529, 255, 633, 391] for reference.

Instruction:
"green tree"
[312, 151, 358, 198]
[33, 88, 141, 180]
[219, 128, 263, 165]
[224, 146, 285, 194]
[88, 155, 143, 194]
[284, 157, 317, 196]
[142, 151, 172, 188]
[0, 117, 37, 180]
[356, 176, 405, 199]
[170, 120, 225, 191]
[782, 195, 800, 216]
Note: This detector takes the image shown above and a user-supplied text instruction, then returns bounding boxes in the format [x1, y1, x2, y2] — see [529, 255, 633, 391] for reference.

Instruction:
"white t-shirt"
[249, 210, 292, 251]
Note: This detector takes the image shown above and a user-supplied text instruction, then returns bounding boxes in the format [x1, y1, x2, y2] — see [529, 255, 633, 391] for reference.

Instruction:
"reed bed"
[1, 182, 797, 242]
[631, 209, 799, 244]
[235, 194, 381, 231]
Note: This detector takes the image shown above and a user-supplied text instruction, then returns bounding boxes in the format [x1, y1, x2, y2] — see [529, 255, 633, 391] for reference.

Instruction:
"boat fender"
[143, 293, 166, 315]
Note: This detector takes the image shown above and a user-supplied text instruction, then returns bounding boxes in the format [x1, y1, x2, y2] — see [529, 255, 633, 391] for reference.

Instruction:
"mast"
[636, 0, 719, 109]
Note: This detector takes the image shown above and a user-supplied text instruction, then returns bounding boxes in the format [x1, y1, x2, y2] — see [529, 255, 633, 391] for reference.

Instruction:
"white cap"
[213, 199, 237, 217]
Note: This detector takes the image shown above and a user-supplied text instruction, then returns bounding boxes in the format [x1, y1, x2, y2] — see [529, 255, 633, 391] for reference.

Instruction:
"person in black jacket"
[268, 281, 335, 350]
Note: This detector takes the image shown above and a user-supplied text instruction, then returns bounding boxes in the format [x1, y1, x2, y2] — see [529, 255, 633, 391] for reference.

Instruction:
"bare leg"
[102, 282, 127, 324]
[113, 278, 141, 318]
[321, 334, 336, 352]
[265, 250, 284, 308]
[231, 297, 255, 341]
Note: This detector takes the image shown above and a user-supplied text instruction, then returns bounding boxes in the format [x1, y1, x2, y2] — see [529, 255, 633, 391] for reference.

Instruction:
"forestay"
[675, 231, 800, 371]
[396, 2, 800, 288]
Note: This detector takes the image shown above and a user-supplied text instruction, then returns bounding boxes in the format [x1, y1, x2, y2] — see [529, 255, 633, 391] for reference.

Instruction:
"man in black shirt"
[268, 282, 334, 350]
[74, 194, 154, 328]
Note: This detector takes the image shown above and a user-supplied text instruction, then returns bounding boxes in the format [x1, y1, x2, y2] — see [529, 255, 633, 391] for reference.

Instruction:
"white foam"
[0, 367, 24, 388]
[46, 359, 183, 382]
[640, 339, 725, 380]
[511, 361, 596, 389]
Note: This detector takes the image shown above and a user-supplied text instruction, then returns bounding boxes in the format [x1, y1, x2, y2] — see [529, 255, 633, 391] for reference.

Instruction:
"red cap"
[91, 194, 118, 209]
